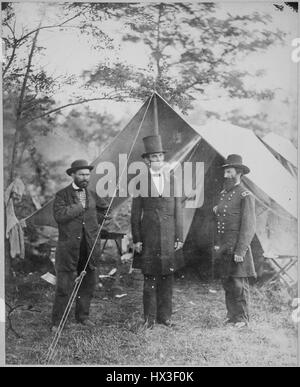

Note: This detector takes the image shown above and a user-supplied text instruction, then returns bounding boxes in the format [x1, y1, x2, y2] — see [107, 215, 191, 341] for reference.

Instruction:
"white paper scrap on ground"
[115, 294, 127, 298]
[99, 268, 117, 278]
[209, 289, 217, 294]
[189, 301, 196, 305]
[0, 298, 5, 322]
[41, 272, 56, 285]
[108, 268, 117, 276]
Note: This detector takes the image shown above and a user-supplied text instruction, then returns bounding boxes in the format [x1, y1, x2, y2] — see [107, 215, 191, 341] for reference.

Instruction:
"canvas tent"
[25, 93, 297, 277]
[260, 132, 297, 178]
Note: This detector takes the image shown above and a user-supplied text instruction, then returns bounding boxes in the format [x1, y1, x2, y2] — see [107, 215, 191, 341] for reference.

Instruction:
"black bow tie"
[74, 188, 84, 192]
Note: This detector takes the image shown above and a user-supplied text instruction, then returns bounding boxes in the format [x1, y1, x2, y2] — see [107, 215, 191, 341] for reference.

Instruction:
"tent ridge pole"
[153, 93, 159, 136]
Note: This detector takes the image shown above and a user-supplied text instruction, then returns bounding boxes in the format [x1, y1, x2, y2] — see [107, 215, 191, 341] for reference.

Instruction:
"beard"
[74, 178, 89, 189]
[223, 177, 237, 191]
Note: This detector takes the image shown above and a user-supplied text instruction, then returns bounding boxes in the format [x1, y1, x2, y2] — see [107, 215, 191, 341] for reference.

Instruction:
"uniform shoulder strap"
[241, 190, 252, 198]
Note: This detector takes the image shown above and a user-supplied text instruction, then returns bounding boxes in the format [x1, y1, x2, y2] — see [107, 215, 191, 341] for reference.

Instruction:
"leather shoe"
[78, 319, 95, 327]
[223, 318, 235, 325]
[50, 324, 71, 333]
[234, 321, 248, 329]
[157, 319, 175, 328]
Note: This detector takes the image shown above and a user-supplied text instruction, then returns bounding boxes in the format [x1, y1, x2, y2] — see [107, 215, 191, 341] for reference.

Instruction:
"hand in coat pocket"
[134, 242, 143, 253]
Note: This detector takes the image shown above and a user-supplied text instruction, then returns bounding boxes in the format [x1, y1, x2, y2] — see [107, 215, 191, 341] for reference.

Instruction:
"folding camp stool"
[262, 254, 298, 292]
[45, 230, 127, 288]
[99, 229, 127, 286]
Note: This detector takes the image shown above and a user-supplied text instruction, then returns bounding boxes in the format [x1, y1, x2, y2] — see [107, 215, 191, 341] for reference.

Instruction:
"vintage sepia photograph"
[1, 1, 299, 367]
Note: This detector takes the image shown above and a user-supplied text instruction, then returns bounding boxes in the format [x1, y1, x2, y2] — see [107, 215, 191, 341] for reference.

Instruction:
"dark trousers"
[52, 235, 97, 326]
[222, 277, 250, 323]
[143, 274, 173, 323]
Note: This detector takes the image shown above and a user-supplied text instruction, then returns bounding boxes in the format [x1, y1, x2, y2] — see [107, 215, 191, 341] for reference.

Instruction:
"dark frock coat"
[214, 182, 256, 278]
[131, 169, 184, 276]
[53, 184, 108, 272]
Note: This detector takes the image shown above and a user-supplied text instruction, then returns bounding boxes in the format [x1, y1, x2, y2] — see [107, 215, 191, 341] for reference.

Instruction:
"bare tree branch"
[17, 12, 82, 44]
[5, 22, 16, 38]
[3, 10, 84, 76]
[24, 89, 140, 124]
[10, 25, 41, 182]
[3, 43, 17, 77]
[24, 97, 120, 124]
[16, 27, 41, 119]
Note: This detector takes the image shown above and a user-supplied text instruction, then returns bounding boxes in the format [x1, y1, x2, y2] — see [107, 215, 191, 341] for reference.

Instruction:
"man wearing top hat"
[131, 135, 184, 329]
[213, 154, 256, 328]
[51, 160, 108, 331]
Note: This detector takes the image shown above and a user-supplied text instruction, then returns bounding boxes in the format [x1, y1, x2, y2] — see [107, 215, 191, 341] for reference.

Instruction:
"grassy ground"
[5, 268, 298, 366]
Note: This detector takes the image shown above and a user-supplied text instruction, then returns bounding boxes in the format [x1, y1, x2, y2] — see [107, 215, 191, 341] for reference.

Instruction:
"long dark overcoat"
[131, 169, 184, 275]
[214, 182, 256, 278]
[53, 184, 108, 272]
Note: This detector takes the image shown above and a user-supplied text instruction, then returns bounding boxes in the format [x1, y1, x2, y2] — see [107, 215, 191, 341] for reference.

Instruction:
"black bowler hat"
[221, 154, 250, 175]
[141, 135, 167, 158]
[66, 159, 94, 176]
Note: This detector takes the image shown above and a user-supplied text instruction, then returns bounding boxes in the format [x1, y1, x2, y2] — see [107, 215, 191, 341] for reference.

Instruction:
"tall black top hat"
[221, 154, 250, 175]
[142, 135, 167, 158]
[66, 159, 94, 176]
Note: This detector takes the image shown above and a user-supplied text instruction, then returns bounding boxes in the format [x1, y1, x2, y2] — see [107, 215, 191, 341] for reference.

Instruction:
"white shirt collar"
[149, 168, 163, 176]
[72, 182, 80, 190]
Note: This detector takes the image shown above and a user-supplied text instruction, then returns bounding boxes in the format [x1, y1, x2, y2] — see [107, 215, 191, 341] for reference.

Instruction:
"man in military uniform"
[213, 154, 256, 328]
[131, 135, 184, 329]
[51, 160, 108, 332]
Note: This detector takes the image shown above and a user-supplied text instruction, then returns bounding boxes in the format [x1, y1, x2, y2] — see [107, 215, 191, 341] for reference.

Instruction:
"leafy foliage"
[77, 3, 285, 111]
[1, 2, 294, 189]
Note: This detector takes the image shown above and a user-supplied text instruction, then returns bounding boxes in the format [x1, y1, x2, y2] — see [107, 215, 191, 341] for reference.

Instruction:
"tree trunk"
[9, 25, 41, 184]
[9, 122, 22, 182]
[6, 26, 41, 280]
[155, 4, 164, 88]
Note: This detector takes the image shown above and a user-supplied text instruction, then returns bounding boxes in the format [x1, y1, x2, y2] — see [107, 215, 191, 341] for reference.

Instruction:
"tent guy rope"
[44, 93, 155, 364]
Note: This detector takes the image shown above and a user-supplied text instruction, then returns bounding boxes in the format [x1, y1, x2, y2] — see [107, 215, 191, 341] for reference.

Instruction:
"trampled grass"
[5, 269, 298, 366]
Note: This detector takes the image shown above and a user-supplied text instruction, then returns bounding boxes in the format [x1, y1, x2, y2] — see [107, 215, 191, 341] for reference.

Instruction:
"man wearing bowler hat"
[51, 160, 108, 331]
[131, 135, 184, 329]
[213, 154, 256, 328]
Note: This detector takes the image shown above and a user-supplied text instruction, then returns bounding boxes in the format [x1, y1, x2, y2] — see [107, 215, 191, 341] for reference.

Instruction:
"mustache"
[76, 180, 89, 186]
[224, 177, 236, 183]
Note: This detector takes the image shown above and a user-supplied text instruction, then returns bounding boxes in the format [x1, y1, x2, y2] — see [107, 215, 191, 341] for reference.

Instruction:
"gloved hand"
[234, 254, 244, 263]
[174, 241, 183, 250]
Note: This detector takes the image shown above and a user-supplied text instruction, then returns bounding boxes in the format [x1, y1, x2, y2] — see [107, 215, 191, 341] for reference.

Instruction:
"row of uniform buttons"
[217, 189, 236, 234]
[217, 220, 225, 234]
[220, 190, 236, 202]
[216, 204, 225, 234]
